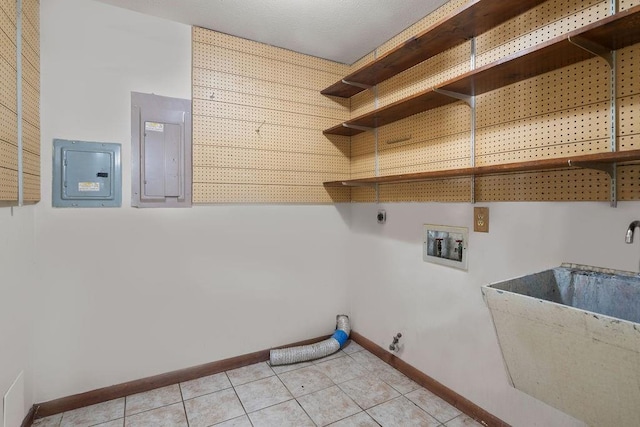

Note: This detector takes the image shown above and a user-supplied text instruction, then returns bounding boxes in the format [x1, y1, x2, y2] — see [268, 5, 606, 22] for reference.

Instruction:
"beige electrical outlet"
[474, 207, 489, 233]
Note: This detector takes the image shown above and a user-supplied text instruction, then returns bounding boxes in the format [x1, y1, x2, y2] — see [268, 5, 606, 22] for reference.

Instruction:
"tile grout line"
[125, 402, 182, 418]
[231, 360, 318, 424]
[226, 361, 276, 388]
[241, 375, 297, 416]
[228, 372, 251, 420]
[341, 378, 411, 426]
[122, 395, 127, 426]
[346, 349, 442, 426]
[290, 398, 319, 427]
[178, 382, 191, 427]
[403, 394, 447, 426]
[218, 370, 256, 427]
[296, 347, 389, 426]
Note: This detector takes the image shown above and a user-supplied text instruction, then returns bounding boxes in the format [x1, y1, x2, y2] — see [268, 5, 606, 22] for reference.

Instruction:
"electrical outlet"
[474, 207, 489, 232]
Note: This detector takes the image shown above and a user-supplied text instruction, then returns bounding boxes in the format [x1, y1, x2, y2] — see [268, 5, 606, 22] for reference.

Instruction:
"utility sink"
[482, 264, 640, 427]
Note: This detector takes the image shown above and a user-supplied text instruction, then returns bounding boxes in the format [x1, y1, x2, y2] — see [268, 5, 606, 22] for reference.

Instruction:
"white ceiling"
[95, 0, 449, 64]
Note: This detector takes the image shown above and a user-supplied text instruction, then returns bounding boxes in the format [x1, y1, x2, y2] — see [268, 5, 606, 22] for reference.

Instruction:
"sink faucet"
[625, 221, 640, 243]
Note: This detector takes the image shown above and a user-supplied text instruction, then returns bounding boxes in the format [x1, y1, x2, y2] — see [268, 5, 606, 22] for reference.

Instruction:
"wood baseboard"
[34, 334, 330, 419]
[350, 332, 510, 427]
[21, 405, 36, 427]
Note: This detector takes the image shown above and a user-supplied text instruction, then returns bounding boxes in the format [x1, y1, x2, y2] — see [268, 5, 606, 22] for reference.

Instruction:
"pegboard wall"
[350, 0, 640, 203]
[0, 0, 17, 201]
[0, 0, 39, 203]
[191, 27, 351, 203]
[191, 0, 640, 204]
[22, 0, 39, 202]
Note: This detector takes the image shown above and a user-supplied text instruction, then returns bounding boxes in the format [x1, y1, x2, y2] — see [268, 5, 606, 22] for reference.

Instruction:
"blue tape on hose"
[332, 330, 348, 347]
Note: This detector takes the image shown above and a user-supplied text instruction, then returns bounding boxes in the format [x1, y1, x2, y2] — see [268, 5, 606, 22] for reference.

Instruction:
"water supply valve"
[389, 332, 402, 352]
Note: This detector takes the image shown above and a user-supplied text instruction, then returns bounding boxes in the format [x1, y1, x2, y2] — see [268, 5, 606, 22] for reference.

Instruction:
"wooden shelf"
[324, 150, 640, 187]
[321, 0, 547, 98]
[323, 5, 640, 136]
[323, 91, 457, 136]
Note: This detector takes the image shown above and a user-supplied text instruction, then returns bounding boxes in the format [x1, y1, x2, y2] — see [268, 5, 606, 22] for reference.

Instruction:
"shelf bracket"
[568, 36, 614, 68]
[433, 89, 474, 107]
[343, 123, 374, 132]
[568, 36, 617, 151]
[569, 161, 613, 176]
[569, 160, 617, 207]
[340, 181, 378, 188]
[568, 35, 618, 208]
[342, 79, 374, 90]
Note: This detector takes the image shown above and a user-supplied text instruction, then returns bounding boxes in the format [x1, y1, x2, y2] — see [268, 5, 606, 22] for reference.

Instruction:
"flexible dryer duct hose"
[269, 314, 350, 366]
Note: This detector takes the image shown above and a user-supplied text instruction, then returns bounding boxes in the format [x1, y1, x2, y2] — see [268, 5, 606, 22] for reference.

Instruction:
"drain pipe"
[269, 315, 350, 366]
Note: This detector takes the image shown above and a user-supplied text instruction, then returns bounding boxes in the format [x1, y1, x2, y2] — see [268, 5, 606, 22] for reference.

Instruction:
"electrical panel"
[131, 92, 192, 208]
[52, 139, 122, 207]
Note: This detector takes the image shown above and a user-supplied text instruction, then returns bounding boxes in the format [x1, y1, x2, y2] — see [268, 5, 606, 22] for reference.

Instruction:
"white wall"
[0, 206, 36, 422]
[35, 0, 350, 402]
[348, 201, 640, 427]
[33, 1, 640, 426]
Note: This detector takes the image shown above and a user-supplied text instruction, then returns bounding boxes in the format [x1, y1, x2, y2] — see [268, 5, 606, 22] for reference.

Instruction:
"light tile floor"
[33, 341, 484, 427]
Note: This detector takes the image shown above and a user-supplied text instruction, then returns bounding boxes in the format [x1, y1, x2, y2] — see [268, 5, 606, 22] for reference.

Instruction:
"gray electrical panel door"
[143, 122, 182, 198]
[132, 92, 192, 208]
[52, 139, 122, 207]
[64, 150, 113, 198]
